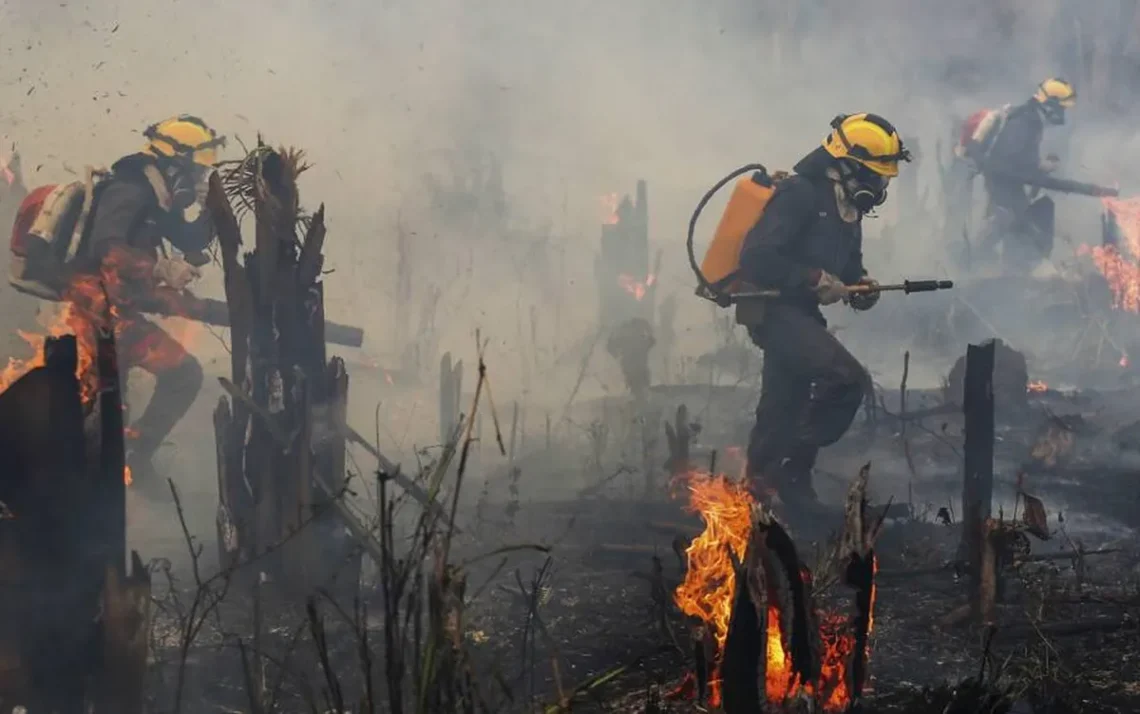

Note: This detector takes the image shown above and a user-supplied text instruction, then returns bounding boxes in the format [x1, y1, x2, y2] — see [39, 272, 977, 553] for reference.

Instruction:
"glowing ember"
[618, 272, 656, 301]
[672, 471, 754, 704]
[600, 193, 619, 225]
[124, 465, 133, 486]
[1027, 380, 1048, 393]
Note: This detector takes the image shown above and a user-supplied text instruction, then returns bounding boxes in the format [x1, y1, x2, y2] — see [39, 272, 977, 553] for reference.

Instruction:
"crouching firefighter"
[692, 114, 911, 507]
[8, 115, 225, 482]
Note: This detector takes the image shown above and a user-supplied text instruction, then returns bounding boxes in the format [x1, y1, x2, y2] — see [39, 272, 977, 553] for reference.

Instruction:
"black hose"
[686, 164, 769, 306]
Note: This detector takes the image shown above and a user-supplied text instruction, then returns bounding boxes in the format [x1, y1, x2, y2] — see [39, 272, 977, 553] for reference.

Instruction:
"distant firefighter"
[963, 78, 1076, 271]
[7, 115, 226, 484]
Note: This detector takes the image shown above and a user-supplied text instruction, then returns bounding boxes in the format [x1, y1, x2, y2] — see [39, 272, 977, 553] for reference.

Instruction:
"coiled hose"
[686, 163, 769, 306]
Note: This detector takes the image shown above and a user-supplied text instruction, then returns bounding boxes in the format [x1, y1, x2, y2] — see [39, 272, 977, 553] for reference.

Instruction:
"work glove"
[153, 257, 201, 291]
[812, 270, 848, 306]
[846, 277, 881, 311]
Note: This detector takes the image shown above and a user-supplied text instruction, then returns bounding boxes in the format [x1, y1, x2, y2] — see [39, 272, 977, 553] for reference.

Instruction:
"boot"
[773, 445, 821, 511]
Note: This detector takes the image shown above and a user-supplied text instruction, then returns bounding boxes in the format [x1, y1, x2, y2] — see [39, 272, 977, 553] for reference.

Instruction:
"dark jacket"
[77, 153, 169, 271]
[983, 101, 1044, 184]
[738, 150, 864, 317]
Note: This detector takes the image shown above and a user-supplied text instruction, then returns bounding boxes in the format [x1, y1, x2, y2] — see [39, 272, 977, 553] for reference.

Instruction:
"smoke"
[1, 0, 1137, 397]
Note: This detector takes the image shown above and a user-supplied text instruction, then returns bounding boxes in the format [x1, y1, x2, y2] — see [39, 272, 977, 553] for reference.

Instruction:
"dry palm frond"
[216, 138, 313, 238]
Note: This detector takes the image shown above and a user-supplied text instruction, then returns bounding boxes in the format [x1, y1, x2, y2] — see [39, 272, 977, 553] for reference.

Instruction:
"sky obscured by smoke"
[1, 0, 1137, 392]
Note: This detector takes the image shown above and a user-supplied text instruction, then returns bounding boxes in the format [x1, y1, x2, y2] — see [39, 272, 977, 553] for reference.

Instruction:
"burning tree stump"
[958, 340, 996, 623]
[208, 143, 359, 594]
[595, 181, 660, 399]
[676, 467, 884, 714]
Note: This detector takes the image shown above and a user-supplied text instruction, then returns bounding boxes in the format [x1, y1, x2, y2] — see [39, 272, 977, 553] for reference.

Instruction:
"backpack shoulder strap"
[66, 166, 111, 262]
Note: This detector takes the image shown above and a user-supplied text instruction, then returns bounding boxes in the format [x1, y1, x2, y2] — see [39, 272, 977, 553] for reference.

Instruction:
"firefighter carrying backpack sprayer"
[9, 166, 114, 300]
[686, 131, 952, 325]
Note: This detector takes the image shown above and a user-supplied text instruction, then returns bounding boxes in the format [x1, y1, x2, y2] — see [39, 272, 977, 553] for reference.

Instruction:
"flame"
[0, 302, 97, 401]
[1088, 197, 1140, 312]
[671, 469, 869, 711]
[672, 471, 754, 705]
[618, 272, 656, 301]
[1027, 380, 1048, 393]
[600, 193, 619, 225]
[123, 465, 132, 486]
[0, 243, 198, 408]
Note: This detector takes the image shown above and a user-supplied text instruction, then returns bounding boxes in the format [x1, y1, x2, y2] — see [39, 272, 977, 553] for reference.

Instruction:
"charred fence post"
[959, 340, 996, 620]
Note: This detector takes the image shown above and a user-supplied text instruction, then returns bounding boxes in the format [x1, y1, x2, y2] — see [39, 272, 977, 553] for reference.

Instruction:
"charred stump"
[208, 144, 359, 594]
[0, 327, 146, 712]
[841, 464, 885, 708]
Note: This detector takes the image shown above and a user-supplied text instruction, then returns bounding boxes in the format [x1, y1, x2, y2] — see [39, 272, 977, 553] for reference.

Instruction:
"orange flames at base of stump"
[670, 471, 867, 712]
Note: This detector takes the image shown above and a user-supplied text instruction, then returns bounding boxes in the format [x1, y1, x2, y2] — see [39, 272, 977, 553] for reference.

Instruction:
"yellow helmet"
[822, 113, 911, 177]
[1033, 78, 1075, 125]
[1034, 78, 1076, 108]
[142, 115, 226, 167]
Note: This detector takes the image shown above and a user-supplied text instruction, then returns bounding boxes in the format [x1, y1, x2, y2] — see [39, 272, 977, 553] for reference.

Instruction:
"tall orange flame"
[672, 471, 754, 704]
[1089, 197, 1140, 312]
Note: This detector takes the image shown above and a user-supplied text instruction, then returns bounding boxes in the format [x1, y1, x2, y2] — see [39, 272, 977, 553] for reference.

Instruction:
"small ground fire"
[671, 470, 868, 711]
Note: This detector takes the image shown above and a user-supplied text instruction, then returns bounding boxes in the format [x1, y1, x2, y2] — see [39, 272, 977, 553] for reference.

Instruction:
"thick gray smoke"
[1, 0, 1137, 397]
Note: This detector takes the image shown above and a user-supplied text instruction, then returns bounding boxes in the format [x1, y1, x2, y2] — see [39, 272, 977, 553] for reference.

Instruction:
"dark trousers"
[746, 305, 868, 498]
[980, 176, 1053, 272]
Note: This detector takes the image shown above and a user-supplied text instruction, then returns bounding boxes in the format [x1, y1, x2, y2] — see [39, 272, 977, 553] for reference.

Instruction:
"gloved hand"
[812, 270, 848, 306]
[153, 257, 201, 290]
[846, 277, 881, 311]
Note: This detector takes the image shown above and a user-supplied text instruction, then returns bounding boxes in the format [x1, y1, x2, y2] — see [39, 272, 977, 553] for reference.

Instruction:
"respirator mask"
[1040, 99, 1066, 126]
[159, 158, 216, 254]
[840, 159, 890, 215]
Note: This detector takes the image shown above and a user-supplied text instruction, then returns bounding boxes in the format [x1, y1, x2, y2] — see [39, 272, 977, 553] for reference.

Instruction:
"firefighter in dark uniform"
[74, 116, 224, 480]
[977, 78, 1076, 270]
[739, 113, 911, 506]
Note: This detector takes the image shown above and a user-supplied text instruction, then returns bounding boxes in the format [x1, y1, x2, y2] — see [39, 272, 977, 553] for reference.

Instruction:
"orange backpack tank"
[692, 166, 785, 302]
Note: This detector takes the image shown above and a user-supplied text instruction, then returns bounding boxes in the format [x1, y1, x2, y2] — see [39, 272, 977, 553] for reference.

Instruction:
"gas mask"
[1040, 99, 1066, 126]
[159, 158, 216, 253]
[839, 160, 890, 215]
